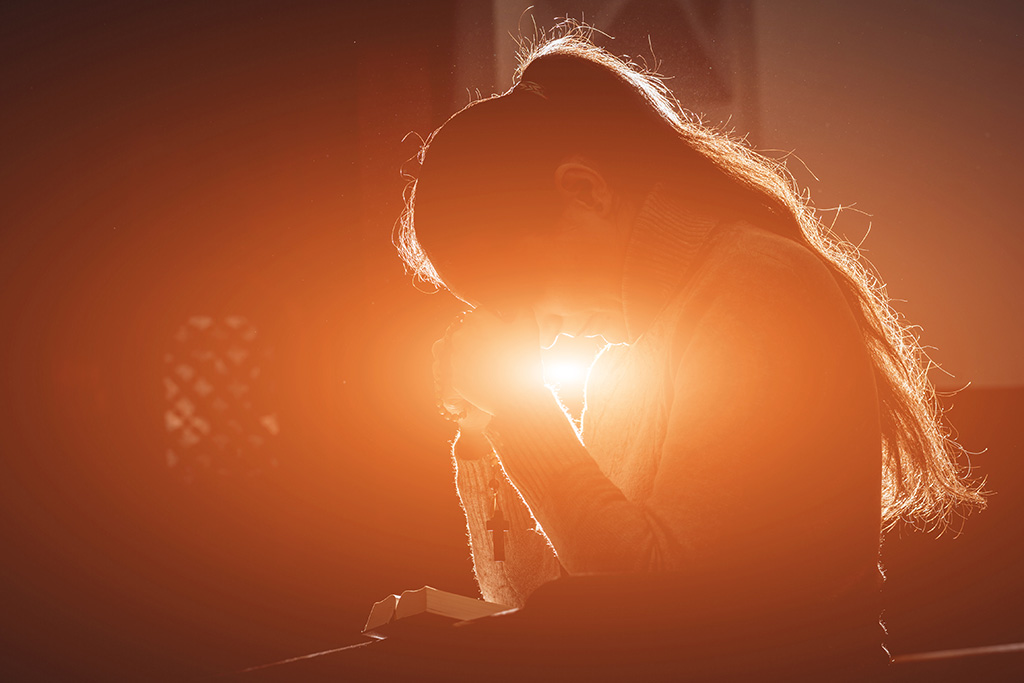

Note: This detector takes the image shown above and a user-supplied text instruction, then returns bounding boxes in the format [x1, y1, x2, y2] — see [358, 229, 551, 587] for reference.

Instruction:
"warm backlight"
[541, 335, 606, 421]
[543, 357, 587, 388]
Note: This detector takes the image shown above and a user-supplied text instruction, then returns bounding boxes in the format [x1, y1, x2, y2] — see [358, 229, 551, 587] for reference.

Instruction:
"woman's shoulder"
[687, 219, 850, 313]
[707, 220, 833, 282]
[660, 219, 866, 367]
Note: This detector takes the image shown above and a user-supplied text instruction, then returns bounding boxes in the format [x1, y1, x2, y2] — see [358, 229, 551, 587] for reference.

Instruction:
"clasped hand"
[433, 308, 546, 424]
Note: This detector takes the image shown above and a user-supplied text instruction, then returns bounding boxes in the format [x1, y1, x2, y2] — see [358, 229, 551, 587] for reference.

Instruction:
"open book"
[362, 586, 512, 639]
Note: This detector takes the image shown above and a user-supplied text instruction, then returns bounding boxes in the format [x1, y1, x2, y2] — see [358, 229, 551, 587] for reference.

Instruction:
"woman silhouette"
[396, 26, 983, 680]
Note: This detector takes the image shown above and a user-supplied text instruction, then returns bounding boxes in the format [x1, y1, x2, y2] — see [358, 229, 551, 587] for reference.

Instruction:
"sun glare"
[541, 335, 603, 390]
[540, 335, 605, 424]
[543, 358, 586, 387]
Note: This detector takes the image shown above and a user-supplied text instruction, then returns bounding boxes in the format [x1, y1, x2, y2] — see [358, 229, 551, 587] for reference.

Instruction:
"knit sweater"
[453, 184, 883, 624]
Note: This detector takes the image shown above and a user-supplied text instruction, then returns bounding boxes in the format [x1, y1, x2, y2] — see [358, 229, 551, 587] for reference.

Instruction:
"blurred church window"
[163, 315, 279, 480]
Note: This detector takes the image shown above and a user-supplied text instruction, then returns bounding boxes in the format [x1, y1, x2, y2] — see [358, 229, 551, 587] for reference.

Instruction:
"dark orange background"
[0, 2, 1020, 680]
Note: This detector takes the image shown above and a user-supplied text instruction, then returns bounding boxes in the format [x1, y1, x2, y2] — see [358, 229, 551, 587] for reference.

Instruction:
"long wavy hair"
[395, 24, 985, 531]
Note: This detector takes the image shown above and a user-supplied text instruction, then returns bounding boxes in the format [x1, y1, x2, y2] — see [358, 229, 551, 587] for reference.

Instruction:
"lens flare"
[543, 358, 586, 387]
[541, 335, 603, 392]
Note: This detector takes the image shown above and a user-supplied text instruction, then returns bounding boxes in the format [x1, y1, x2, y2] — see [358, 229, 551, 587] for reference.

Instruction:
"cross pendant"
[485, 506, 510, 563]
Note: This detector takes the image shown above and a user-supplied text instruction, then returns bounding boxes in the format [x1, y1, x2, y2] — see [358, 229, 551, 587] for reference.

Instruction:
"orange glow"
[2, 4, 1015, 681]
[542, 357, 586, 388]
[541, 335, 601, 390]
[540, 335, 605, 422]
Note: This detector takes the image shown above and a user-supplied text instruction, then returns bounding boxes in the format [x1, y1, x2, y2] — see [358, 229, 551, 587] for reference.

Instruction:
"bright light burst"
[540, 335, 605, 424]
[543, 358, 587, 387]
[541, 335, 603, 390]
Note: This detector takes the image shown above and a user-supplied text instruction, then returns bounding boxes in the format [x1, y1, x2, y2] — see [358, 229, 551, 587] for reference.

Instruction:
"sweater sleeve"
[483, 390, 679, 574]
[452, 432, 564, 608]
[483, 254, 881, 579]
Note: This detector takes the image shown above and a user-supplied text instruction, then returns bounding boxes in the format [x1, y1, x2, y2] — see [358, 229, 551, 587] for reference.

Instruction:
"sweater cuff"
[483, 390, 600, 510]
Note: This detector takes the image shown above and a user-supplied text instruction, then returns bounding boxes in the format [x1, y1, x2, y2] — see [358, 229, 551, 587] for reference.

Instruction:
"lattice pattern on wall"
[163, 315, 279, 479]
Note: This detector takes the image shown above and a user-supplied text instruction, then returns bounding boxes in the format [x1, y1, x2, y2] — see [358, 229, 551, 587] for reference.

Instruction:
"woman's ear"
[553, 160, 613, 217]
